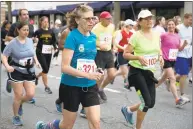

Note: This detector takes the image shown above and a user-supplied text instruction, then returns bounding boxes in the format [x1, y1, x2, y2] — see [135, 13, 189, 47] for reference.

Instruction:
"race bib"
[19, 57, 33, 66]
[169, 49, 178, 60]
[99, 33, 112, 45]
[42, 45, 52, 54]
[77, 59, 97, 73]
[143, 55, 158, 69]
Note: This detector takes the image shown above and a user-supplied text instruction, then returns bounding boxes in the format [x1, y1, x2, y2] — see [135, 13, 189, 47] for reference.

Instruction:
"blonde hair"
[68, 4, 93, 29]
[116, 21, 125, 30]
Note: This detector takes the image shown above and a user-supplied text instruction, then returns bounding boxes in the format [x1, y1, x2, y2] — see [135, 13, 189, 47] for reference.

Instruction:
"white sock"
[127, 107, 131, 113]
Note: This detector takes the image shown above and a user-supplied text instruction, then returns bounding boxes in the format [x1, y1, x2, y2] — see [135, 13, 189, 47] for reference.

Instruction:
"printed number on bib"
[19, 57, 33, 66]
[99, 33, 112, 45]
[42, 45, 52, 54]
[77, 59, 97, 73]
[143, 55, 158, 69]
[169, 49, 178, 60]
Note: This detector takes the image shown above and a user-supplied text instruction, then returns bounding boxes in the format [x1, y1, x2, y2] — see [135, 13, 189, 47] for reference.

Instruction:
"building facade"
[1, 2, 192, 27]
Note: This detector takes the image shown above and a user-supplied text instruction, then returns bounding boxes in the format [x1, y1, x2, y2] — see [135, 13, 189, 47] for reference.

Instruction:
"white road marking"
[104, 88, 121, 93]
[47, 75, 61, 80]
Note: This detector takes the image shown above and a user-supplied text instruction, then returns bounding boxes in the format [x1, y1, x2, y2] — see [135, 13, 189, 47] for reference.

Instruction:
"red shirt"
[118, 30, 133, 52]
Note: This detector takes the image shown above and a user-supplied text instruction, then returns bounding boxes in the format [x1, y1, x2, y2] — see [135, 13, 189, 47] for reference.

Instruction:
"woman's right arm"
[61, 48, 89, 78]
[123, 44, 139, 60]
[2, 41, 15, 72]
[1, 54, 14, 72]
[61, 48, 101, 81]
[123, 41, 148, 66]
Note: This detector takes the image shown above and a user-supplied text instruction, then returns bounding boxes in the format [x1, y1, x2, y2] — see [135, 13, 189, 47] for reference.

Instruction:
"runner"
[114, 19, 134, 89]
[155, 19, 189, 107]
[153, 16, 166, 34]
[5, 8, 36, 104]
[113, 21, 125, 72]
[2, 21, 40, 126]
[36, 4, 103, 129]
[1, 20, 11, 53]
[92, 11, 116, 103]
[55, 14, 72, 113]
[93, 16, 99, 25]
[175, 13, 192, 101]
[173, 15, 182, 26]
[121, 10, 163, 129]
[34, 16, 58, 94]
[52, 19, 62, 66]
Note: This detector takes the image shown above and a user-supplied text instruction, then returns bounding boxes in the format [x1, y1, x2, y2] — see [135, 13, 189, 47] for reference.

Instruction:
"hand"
[123, 45, 127, 50]
[99, 44, 109, 51]
[159, 56, 164, 68]
[138, 56, 148, 66]
[35, 61, 41, 68]
[183, 40, 188, 46]
[54, 49, 58, 53]
[34, 37, 39, 43]
[87, 72, 103, 81]
[6, 65, 14, 73]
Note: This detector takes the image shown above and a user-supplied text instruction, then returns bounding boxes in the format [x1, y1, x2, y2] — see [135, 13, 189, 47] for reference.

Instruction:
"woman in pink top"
[156, 19, 188, 108]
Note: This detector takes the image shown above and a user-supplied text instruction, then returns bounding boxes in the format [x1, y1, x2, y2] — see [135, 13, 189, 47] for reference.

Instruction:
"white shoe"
[181, 94, 190, 103]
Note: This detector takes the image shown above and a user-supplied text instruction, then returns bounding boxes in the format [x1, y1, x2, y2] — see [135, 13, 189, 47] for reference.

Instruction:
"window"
[156, 8, 180, 19]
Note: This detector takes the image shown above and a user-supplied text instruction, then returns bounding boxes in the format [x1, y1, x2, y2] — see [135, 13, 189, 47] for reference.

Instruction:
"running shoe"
[36, 120, 60, 129]
[189, 78, 192, 84]
[110, 79, 114, 84]
[98, 90, 107, 101]
[28, 98, 36, 104]
[18, 104, 23, 116]
[6, 79, 12, 93]
[36, 121, 46, 129]
[45, 87, 52, 94]
[80, 108, 86, 118]
[181, 94, 191, 103]
[12, 116, 23, 126]
[121, 106, 134, 126]
[56, 103, 62, 113]
[176, 97, 188, 108]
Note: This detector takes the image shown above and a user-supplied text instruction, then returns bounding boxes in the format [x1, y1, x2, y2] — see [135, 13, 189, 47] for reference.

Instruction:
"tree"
[6, 1, 12, 22]
[113, 1, 120, 26]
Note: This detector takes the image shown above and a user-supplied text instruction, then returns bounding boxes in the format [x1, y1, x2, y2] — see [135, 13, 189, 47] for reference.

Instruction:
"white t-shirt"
[177, 24, 192, 58]
[114, 31, 122, 45]
[153, 25, 166, 35]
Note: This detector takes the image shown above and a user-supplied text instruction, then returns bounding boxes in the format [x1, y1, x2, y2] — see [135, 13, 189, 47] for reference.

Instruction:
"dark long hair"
[1, 20, 11, 29]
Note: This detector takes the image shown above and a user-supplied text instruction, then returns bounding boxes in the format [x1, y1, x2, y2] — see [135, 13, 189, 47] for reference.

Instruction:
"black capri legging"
[128, 66, 157, 112]
[36, 51, 52, 74]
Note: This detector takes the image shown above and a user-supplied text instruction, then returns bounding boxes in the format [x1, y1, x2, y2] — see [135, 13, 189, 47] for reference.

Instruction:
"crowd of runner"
[1, 4, 192, 129]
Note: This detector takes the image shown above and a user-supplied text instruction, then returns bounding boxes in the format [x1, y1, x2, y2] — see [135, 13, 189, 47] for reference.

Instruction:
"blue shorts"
[190, 57, 192, 67]
[175, 57, 191, 75]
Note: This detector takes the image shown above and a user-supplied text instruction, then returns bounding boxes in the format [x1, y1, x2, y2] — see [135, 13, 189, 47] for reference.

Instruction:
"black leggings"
[36, 51, 52, 74]
[128, 66, 156, 112]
